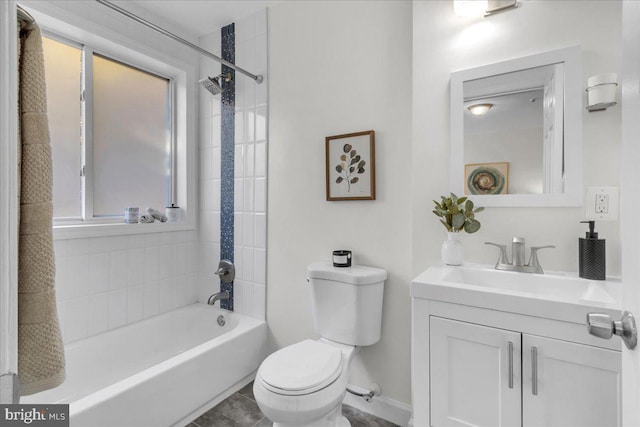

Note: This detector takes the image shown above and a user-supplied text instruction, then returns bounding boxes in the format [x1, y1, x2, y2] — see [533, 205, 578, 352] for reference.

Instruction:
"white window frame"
[24, 4, 197, 239]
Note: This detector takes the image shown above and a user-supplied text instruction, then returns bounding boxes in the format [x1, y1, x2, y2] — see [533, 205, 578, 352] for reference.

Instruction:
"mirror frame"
[450, 46, 583, 207]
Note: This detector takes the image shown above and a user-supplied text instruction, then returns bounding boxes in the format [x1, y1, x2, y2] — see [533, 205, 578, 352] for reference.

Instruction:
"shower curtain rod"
[17, 5, 35, 24]
[95, 0, 263, 84]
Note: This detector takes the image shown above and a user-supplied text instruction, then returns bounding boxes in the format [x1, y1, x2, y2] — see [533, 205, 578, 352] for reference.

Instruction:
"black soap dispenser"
[579, 220, 606, 280]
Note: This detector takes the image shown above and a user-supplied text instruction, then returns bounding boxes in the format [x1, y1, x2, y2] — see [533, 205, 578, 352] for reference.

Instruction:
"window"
[42, 34, 173, 221]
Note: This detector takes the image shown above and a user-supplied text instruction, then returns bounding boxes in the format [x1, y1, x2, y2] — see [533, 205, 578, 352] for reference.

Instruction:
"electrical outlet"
[585, 187, 619, 221]
[595, 194, 609, 213]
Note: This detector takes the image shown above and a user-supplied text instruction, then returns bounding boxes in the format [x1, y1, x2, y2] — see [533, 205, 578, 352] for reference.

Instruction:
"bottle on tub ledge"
[165, 204, 181, 222]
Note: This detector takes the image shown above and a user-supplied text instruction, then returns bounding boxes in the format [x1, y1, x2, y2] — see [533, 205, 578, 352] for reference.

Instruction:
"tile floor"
[186, 381, 399, 427]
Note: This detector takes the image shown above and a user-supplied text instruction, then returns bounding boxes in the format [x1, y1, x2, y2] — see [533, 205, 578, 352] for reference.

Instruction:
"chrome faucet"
[485, 237, 555, 274]
[207, 290, 230, 306]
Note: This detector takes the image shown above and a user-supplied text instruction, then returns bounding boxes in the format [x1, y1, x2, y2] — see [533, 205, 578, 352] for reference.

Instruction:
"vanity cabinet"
[429, 316, 621, 427]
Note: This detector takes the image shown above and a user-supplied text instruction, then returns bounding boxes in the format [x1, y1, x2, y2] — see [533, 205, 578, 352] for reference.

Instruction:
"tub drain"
[217, 315, 226, 326]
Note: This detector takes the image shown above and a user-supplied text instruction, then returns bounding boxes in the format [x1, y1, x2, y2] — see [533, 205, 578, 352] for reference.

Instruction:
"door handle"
[587, 311, 637, 350]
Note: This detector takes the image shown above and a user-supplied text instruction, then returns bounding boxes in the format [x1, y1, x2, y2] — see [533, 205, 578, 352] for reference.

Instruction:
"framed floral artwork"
[325, 130, 376, 201]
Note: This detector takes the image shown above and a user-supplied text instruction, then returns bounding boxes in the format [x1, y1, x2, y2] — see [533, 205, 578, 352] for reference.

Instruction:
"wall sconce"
[467, 103, 493, 116]
[585, 73, 618, 112]
[454, 0, 518, 18]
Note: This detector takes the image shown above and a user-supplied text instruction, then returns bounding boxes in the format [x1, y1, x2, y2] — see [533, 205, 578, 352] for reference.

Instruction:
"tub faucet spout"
[208, 290, 230, 306]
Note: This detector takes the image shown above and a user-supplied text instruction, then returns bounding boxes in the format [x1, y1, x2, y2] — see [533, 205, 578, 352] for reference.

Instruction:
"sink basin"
[440, 264, 620, 304]
[411, 264, 622, 324]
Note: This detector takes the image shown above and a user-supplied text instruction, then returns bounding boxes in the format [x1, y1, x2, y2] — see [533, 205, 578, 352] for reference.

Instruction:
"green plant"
[433, 193, 484, 233]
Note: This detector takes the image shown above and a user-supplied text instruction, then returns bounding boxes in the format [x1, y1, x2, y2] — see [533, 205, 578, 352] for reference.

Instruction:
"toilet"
[253, 262, 387, 427]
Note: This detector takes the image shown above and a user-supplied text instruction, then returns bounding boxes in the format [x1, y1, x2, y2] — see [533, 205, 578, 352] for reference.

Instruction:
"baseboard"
[343, 384, 412, 427]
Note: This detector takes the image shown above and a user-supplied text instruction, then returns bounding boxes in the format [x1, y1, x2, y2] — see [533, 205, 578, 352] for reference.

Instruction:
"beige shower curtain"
[17, 20, 65, 396]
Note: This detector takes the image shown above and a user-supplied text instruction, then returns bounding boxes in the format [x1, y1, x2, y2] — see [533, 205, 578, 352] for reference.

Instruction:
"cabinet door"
[523, 334, 621, 427]
[430, 317, 522, 427]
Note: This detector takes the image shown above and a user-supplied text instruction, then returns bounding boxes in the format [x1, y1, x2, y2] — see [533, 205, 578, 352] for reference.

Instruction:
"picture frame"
[325, 130, 376, 201]
[464, 162, 509, 195]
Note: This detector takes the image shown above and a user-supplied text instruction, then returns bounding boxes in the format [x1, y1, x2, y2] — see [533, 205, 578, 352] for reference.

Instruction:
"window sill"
[53, 221, 195, 240]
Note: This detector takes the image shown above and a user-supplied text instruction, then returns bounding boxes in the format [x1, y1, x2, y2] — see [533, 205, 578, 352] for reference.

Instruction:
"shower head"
[199, 73, 232, 96]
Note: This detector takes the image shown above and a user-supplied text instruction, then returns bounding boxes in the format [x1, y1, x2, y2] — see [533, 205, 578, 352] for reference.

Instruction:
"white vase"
[442, 232, 463, 266]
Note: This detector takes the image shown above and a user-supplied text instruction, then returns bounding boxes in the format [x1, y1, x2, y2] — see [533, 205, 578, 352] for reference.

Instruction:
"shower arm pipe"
[94, 0, 263, 84]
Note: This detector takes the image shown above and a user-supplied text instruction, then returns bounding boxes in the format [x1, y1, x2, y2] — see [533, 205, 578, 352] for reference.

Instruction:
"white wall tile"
[109, 250, 128, 290]
[234, 213, 244, 249]
[255, 142, 266, 178]
[87, 293, 109, 336]
[109, 289, 128, 328]
[255, 178, 267, 213]
[234, 145, 244, 178]
[187, 274, 199, 304]
[158, 245, 176, 279]
[143, 282, 160, 318]
[212, 180, 221, 211]
[254, 249, 266, 285]
[256, 9, 267, 37]
[175, 276, 188, 308]
[90, 237, 110, 254]
[212, 116, 221, 147]
[256, 106, 267, 141]
[200, 147, 213, 180]
[175, 243, 188, 277]
[212, 147, 222, 178]
[127, 285, 145, 324]
[234, 179, 244, 211]
[109, 236, 128, 251]
[243, 214, 254, 247]
[201, 179, 213, 212]
[244, 143, 255, 178]
[187, 242, 199, 274]
[243, 247, 254, 282]
[88, 253, 109, 295]
[144, 246, 160, 282]
[127, 234, 146, 249]
[234, 246, 244, 281]
[234, 112, 245, 145]
[59, 297, 88, 343]
[53, 240, 68, 257]
[255, 213, 266, 249]
[158, 278, 175, 312]
[127, 248, 145, 286]
[243, 179, 254, 213]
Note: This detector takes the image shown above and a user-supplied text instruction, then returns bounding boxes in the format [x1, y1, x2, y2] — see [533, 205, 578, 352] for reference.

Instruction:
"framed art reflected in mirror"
[464, 162, 509, 195]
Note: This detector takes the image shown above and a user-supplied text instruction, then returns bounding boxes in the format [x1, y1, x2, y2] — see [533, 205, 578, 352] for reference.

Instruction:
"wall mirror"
[450, 46, 583, 207]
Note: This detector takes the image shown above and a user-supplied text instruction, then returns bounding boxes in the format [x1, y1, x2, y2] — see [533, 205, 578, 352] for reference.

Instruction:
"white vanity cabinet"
[429, 316, 621, 427]
[411, 265, 623, 427]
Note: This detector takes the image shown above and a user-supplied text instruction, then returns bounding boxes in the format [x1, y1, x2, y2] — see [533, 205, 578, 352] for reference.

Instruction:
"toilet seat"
[258, 339, 343, 396]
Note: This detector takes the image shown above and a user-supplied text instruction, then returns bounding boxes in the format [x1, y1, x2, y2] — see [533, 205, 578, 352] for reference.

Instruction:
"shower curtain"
[17, 20, 65, 396]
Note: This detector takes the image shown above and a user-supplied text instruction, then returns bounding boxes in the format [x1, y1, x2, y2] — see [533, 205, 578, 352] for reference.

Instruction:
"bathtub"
[23, 303, 267, 427]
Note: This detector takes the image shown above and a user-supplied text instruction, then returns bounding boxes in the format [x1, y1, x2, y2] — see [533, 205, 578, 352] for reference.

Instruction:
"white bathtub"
[23, 303, 267, 427]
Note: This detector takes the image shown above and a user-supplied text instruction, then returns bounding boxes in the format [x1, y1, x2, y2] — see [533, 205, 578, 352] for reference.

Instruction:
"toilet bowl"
[253, 339, 356, 427]
[253, 262, 387, 427]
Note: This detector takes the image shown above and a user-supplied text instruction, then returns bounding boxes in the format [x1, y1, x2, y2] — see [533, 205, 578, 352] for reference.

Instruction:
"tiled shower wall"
[198, 9, 268, 320]
[54, 232, 198, 343]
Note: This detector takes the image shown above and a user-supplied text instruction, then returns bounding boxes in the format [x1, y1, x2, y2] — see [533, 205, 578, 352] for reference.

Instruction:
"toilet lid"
[259, 340, 343, 396]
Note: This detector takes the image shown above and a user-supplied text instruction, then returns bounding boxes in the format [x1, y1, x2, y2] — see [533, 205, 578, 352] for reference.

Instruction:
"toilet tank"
[307, 262, 387, 346]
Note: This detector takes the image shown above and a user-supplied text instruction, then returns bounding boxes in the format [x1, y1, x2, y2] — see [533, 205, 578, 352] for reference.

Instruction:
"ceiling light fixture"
[454, 0, 518, 18]
[467, 103, 494, 116]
